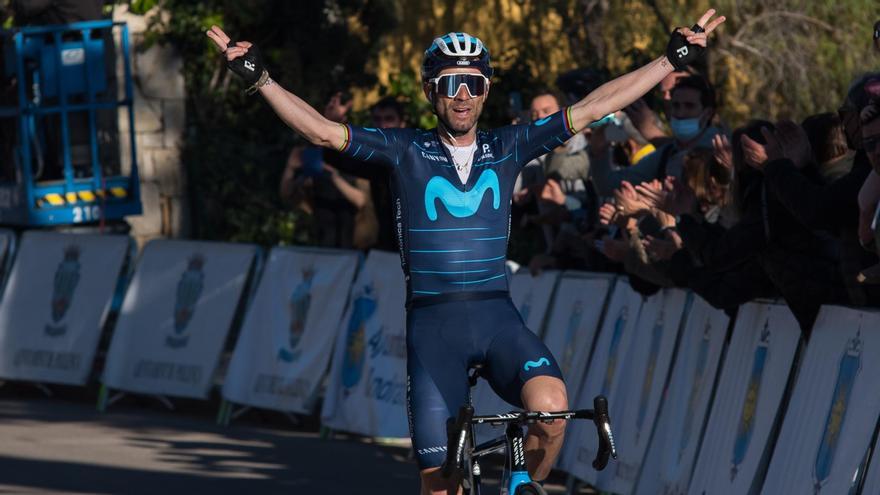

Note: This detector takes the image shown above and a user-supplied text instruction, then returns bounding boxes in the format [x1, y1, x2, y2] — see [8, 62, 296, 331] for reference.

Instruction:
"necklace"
[447, 140, 477, 172]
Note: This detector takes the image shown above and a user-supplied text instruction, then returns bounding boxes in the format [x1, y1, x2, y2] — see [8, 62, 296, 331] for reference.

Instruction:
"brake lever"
[591, 395, 618, 471]
[442, 405, 474, 478]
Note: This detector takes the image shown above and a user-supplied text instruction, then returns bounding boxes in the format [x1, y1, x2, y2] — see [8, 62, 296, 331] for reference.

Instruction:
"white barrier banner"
[470, 269, 562, 442]
[541, 273, 614, 401]
[597, 288, 689, 493]
[222, 247, 360, 414]
[0, 232, 129, 385]
[762, 307, 880, 495]
[688, 303, 800, 495]
[509, 269, 561, 337]
[559, 278, 643, 484]
[0, 228, 15, 297]
[102, 240, 257, 399]
[320, 250, 407, 438]
[635, 297, 730, 495]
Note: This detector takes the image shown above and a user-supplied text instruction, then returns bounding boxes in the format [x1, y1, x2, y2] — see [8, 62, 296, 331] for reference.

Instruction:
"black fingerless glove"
[666, 24, 704, 71]
[226, 41, 265, 86]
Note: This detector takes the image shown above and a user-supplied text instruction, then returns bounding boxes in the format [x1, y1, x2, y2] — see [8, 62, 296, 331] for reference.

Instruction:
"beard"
[435, 98, 483, 135]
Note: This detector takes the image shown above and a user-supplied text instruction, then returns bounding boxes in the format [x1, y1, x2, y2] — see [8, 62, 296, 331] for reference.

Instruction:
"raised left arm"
[568, 9, 725, 130]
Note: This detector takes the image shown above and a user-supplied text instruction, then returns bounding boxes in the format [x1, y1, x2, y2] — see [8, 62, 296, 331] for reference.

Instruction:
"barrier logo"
[601, 306, 628, 397]
[278, 266, 315, 362]
[813, 330, 862, 492]
[166, 254, 205, 349]
[731, 319, 771, 481]
[680, 319, 713, 460]
[424, 169, 500, 221]
[523, 357, 550, 372]
[342, 283, 378, 394]
[45, 245, 81, 337]
[560, 300, 584, 376]
[636, 309, 665, 442]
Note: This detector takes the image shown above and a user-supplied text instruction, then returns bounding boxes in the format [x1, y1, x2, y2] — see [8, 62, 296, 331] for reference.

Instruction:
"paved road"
[0, 392, 591, 494]
[0, 395, 419, 494]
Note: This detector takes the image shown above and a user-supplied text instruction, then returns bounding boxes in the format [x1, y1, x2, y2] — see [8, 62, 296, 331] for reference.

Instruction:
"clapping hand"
[644, 230, 683, 261]
[635, 176, 695, 216]
[740, 133, 770, 171]
[613, 181, 650, 216]
[760, 120, 813, 169]
[712, 134, 733, 171]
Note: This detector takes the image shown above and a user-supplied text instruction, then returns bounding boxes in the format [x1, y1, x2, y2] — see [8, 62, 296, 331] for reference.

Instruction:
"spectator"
[589, 75, 724, 196]
[598, 148, 731, 289]
[601, 108, 657, 167]
[754, 73, 880, 306]
[801, 112, 854, 182]
[621, 69, 693, 149]
[280, 92, 371, 249]
[856, 97, 880, 282]
[514, 89, 595, 253]
[324, 96, 407, 251]
[643, 120, 849, 332]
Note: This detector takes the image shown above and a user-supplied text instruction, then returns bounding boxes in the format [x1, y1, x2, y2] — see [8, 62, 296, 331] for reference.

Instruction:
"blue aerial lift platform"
[0, 19, 141, 226]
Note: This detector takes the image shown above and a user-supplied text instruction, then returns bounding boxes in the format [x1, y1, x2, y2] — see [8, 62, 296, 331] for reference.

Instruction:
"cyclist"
[208, 9, 724, 494]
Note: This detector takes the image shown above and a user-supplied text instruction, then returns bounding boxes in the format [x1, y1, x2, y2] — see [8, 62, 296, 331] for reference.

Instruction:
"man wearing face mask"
[589, 75, 725, 197]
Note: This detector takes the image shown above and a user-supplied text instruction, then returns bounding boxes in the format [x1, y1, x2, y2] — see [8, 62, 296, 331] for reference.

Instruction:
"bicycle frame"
[444, 399, 617, 494]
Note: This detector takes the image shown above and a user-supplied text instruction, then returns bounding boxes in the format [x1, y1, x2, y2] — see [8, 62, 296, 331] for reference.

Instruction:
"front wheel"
[514, 481, 548, 495]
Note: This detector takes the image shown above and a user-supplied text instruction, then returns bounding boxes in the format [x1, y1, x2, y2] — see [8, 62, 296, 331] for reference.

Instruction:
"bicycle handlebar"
[591, 395, 618, 470]
[441, 395, 617, 477]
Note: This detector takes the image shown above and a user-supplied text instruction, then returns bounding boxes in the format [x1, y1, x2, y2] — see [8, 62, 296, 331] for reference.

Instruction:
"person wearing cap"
[207, 9, 725, 493]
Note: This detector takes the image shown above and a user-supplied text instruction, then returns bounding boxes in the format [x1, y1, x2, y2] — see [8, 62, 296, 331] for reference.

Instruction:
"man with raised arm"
[208, 10, 724, 494]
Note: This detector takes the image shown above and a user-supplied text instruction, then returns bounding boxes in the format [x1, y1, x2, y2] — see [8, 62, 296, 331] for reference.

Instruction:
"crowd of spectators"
[284, 29, 880, 336]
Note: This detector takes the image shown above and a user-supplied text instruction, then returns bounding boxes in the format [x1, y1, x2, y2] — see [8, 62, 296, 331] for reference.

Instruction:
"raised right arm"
[258, 83, 346, 149]
[206, 26, 345, 150]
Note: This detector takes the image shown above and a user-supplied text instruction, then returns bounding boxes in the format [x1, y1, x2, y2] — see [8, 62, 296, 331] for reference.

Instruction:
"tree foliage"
[126, 0, 398, 245]
[373, 0, 876, 124]
[121, 0, 876, 244]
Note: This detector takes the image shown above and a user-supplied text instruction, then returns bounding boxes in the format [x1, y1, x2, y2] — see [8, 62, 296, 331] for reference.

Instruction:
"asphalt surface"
[0, 392, 418, 494]
[0, 385, 592, 494]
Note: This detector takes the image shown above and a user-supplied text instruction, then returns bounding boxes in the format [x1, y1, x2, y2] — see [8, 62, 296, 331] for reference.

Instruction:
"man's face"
[530, 94, 560, 121]
[670, 87, 707, 121]
[371, 107, 405, 129]
[660, 71, 689, 100]
[424, 67, 488, 134]
[660, 71, 689, 117]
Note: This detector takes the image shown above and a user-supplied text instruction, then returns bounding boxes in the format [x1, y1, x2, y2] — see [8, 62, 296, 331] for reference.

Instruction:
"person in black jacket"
[751, 74, 880, 306]
[640, 121, 850, 334]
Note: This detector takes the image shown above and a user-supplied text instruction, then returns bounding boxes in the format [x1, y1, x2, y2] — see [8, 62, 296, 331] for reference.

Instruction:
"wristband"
[246, 70, 271, 95]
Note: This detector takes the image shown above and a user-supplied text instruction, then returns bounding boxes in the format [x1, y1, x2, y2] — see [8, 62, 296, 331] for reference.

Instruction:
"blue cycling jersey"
[340, 107, 577, 302]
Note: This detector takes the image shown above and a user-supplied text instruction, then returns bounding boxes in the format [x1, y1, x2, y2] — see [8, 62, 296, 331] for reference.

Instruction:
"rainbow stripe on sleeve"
[338, 124, 352, 153]
[563, 106, 577, 136]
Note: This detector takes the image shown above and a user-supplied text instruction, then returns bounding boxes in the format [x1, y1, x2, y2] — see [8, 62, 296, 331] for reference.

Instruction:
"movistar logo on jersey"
[424, 169, 500, 221]
[524, 357, 550, 372]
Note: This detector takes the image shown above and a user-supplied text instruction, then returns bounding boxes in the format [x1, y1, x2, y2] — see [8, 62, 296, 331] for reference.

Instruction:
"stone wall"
[113, 5, 189, 247]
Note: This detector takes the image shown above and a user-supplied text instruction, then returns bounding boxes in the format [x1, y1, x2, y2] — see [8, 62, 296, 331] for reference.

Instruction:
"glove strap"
[246, 70, 271, 95]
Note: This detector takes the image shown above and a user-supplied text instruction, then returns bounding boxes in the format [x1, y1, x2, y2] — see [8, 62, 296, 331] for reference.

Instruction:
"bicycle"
[442, 365, 617, 495]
